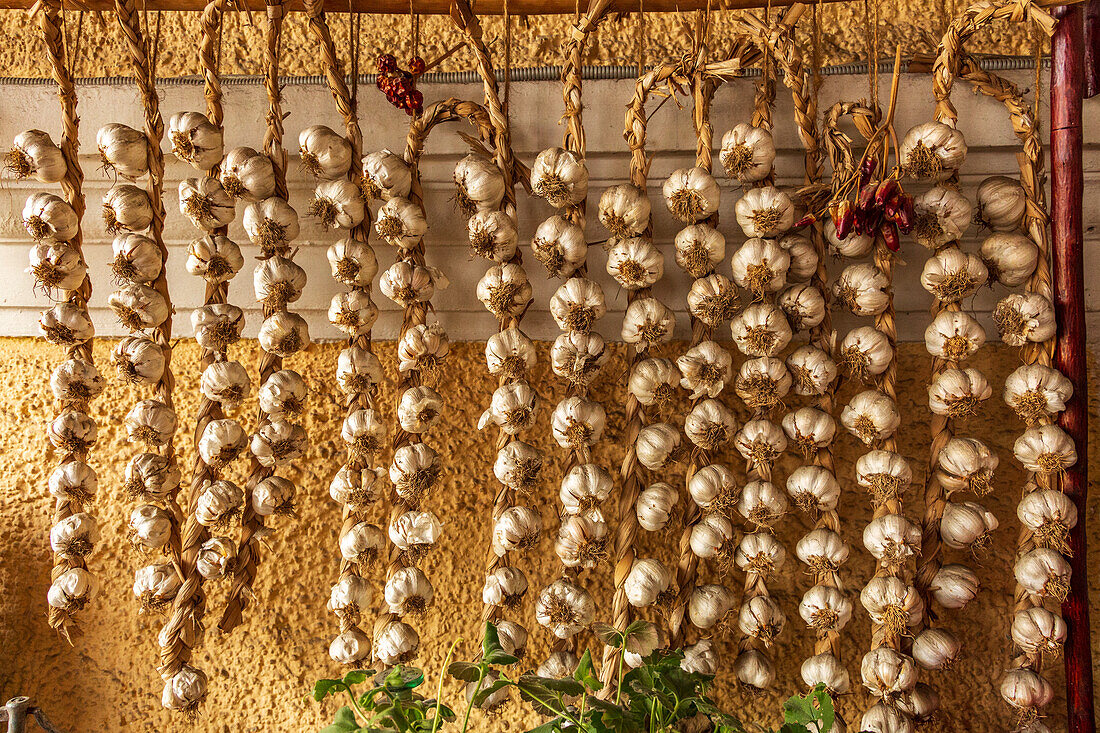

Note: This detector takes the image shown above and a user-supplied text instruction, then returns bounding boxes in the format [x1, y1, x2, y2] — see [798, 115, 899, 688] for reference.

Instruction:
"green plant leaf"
[573, 649, 601, 692]
[482, 622, 504, 659]
[333, 706, 359, 730]
[343, 670, 369, 687]
[624, 620, 660, 656]
[313, 679, 345, 702]
[519, 673, 584, 697]
[592, 622, 625, 649]
[446, 661, 483, 682]
[516, 678, 564, 717]
[472, 678, 511, 707]
[485, 650, 519, 666]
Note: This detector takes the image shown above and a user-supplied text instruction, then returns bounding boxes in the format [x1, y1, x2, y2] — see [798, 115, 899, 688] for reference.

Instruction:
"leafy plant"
[313, 664, 456, 732]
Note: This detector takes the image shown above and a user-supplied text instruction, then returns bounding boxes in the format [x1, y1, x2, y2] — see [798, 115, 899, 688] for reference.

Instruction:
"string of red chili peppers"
[376, 54, 426, 115]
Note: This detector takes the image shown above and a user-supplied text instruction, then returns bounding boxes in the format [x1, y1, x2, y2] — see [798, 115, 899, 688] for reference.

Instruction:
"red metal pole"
[1086, 0, 1100, 97]
[1051, 7, 1096, 733]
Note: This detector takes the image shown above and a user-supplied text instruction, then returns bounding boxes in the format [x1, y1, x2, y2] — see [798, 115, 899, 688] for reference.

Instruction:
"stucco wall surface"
[1, 337, 1097, 732]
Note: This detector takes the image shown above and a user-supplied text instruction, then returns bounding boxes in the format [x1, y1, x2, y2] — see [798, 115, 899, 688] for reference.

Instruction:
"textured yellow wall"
[0, 3, 1041, 80]
[1, 337, 1097, 731]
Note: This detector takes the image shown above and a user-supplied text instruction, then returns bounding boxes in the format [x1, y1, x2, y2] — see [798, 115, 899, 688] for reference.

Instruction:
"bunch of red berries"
[831, 157, 914, 252]
[376, 54, 425, 116]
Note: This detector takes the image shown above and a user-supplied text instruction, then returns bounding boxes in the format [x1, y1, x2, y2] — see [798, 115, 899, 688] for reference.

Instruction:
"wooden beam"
[1050, 6, 1097, 733]
[0, 0, 839, 11]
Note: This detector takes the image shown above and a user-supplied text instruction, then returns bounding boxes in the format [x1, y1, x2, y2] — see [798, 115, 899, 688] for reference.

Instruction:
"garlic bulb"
[483, 566, 528, 609]
[940, 501, 998, 550]
[687, 274, 740, 328]
[928, 367, 992, 418]
[375, 197, 428, 249]
[636, 482, 679, 531]
[1004, 364, 1073, 424]
[331, 465, 387, 510]
[689, 514, 735, 560]
[110, 283, 169, 332]
[124, 400, 176, 447]
[622, 298, 676, 348]
[923, 310, 986, 361]
[901, 682, 943, 720]
[798, 584, 853, 631]
[254, 256, 306, 309]
[912, 628, 960, 671]
[734, 186, 795, 238]
[102, 184, 153, 234]
[994, 293, 1057, 347]
[675, 224, 725, 278]
[739, 595, 787, 644]
[786, 465, 841, 513]
[796, 529, 850, 572]
[134, 562, 181, 610]
[395, 323, 450, 379]
[801, 654, 851, 694]
[298, 125, 352, 179]
[309, 179, 366, 230]
[929, 563, 980, 609]
[863, 514, 922, 562]
[861, 702, 914, 733]
[9, 129, 65, 182]
[24, 193, 77, 242]
[380, 261, 448, 308]
[194, 480, 244, 527]
[198, 418, 247, 467]
[841, 390, 900, 445]
[781, 407, 835, 458]
[161, 665, 208, 712]
[629, 357, 678, 408]
[780, 233, 820, 282]
[257, 370, 307, 419]
[192, 303, 245, 352]
[559, 464, 613, 517]
[663, 167, 720, 223]
[1014, 424, 1077, 474]
[1012, 607, 1066, 657]
[48, 461, 98, 503]
[1000, 668, 1054, 713]
[329, 628, 370, 664]
[337, 345, 383, 394]
[935, 437, 998, 495]
[1018, 488, 1077, 550]
[687, 463, 738, 514]
[478, 381, 538, 435]
[833, 263, 889, 316]
[739, 487, 792, 534]
[453, 153, 505, 215]
[400, 383, 442, 433]
[243, 197, 301, 253]
[551, 332, 608, 386]
[558, 510, 611, 567]
[735, 649, 775, 690]
[124, 453, 180, 502]
[493, 505, 543, 555]
[361, 149, 412, 201]
[496, 620, 528, 659]
[129, 504, 172, 551]
[491, 441, 543, 495]
[550, 278, 606, 333]
[976, 175, 1026, 231]
[840, 326, 894, 381]
[109, 234, 163, 286]
[720, 123, 775, 182]
[530, 147, 588, 207]
[252, 475, 297, 517]
[179, 177, 234, 231]
[861, 648, 919, 697]
[221, 146, 275, 201]
[186, 234, 244, 284]
[97, 123, 148, 180]
[340, 521, 385, 564]
[48, 411, 98, 455]
[778, 284, 826, 331]
[606, 236, 664, 290]
[328, 576, 373, 618]
[47, 567, 99, 611]
[50, 512, 99, 559]
[341, 409, 387, 458]
[28, 241, 87, 292]
[920, 248, 987, 303]
[635, 422, 681, 471]
[736, 531, 787, 576]
[328, 290, 378, 337]
[860, 576, 924, 634]
[684, 399, 735, 450]
[1015, 548, 1071, 601]
[467, 209, 518, 261]
[824, 218, 874, 259]
[466, 670, 509, 711]
[385, 566, 435, 616]
[374, 621, 420, 665]
[477, 263, 532, 319]
[389, 511, 442, 558]
[980, 232, 1038, 287]
[531, 215, 587, 278]
[250, 419, 306, 468]
[623, 558, 672, 607]
[786, 345, 838, 397]
[730, 303, 793, 357]
[598, 184, 650, 238]
[535, 578, 594, 639]
[900, 121, 967, 179]
[257, 311, 310, 357]
[912, 186, 973, 249]
[688, 583, 735, 629]
[678, 341, 733, 400]
[856, 450, 912, 503]
[50, 359, 104, 403]
[734, 419, 788, 467]
[681, 639, 720, 675]
[537, 651, 578, 679]
[169, 112, 222, 170]
[731, 237, 789, 295]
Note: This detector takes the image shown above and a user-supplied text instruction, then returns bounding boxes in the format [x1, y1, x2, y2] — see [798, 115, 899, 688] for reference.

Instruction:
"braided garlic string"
[220, 0, 310, 635]
[25, 0, 102, 645]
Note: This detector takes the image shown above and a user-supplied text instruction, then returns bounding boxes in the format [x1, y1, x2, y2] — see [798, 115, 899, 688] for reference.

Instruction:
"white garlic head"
[778, 283, 826, 331]
[50, 359, 104, 404]
[687, 273, 740, 328]
[374, 621, 420, 666]
[607, 236, 664, 291]
[684, 398, 736, 451]
[980, 232, 1038, 287]
[841, 390, 900, 445]
[731, 237, 790, 296]
[912, 628, 961, 671]
[169, 112, 223, 171]
[123, 400, 176, 447]
[1014, 424, 1077, 474]
[374, 197, 427, 249]
[551, 331, 609, 386]
[385, 566, 435, 616]
[493, 440, 543, 493]
[688, 583, 735, 629]
[1012, 606, 1067, 657]
[624, 558, 673, 607]
[47, 567, 100, 612]
[863, 513, 922, 563]
[734, 649, 775, 690]
[1014, 548, 1072, 602]
[340, 521, 385, 564]
[663, 167, 720, 223]
[780, 407, 835, 458]
[559, 463, 613, 518]
[531, 215, 587, 278]
[380, 261, 448, 307]
[400, 323, 451, 377]
[102, 184, 153, 234]
[920, 248, 987, 303]
[900, 121, 967, 180]
[551, 396, 607, 450]
[935, 437, 998, 496]
[598, 184, 650, 238]
[635, 422, 681, 471]
[221, 146, 275, 201]
[786, 465, 841, 513]
[251, 475, 296, 517]
[492, 505, 543, 556]
[298, 125, 352, 179]
[678, 341, 733, 400]
[994, 293, 1057, 347]
[734, 419, 787, 468]
[24, 192, 78, 242]
[337, 345, 383, 395]
[1004, 364, 1073, 425]
[795, 528, 850, 573]
[124, 453, 180, 502]
[478, 381, 538, 435]
[530, 147, 588, 207]
[738, 595, 786, 645]
[730, 303, 793, 357]
[720, 123, 775, 182]
[801, 653, 850, 694]
[453, 153, 505, 215]
[257, 311, 311, 358]
[328, 290, 378, 337]
[110, 283, 169, 332]
[675, 224, 725, 277]
[861, 647, 919, 697]
[929, 563, 980, 609]
[329, 628, 371, 665]
[976, 175, 1026, 231]
[186, 234, 244, 284]
[197, 418, 247, 468]
[48, 410, 98, 453]
[9, 129, 65, 183]
[924, 310, 986, 361]
[50, 512, 99, 560]
[636, 482, 679, 531]
[128, 504, 172, 552]
[28, 241, 87, 293]
[824, 218, 874, 259]
[161, 666, 208, 712]
[687, 463, 738, 515]
[361, 149, 412, 201]
[309, 179, 366, 230]
[250, 419, 307, 469]
[734, 186, 795, 238]
[535, 578, 594, 639]
[468, 209, 518, 262]
[48, 461, 98, 503]
[179, 177, 235, 231]
[243, 197, 301, 255]
[97, 123, 148, 180]
[341, 408, 387, 459]
[389, 511, 442, 560]
[786, 345, 838, 397]
[833, 262, 890, 316]
[482, 567, 528, 609]
[735, 531, 787, 577]
[476, 263, 532, 319]
[798, 584, 853, 632]
[550, 278, 606, 333]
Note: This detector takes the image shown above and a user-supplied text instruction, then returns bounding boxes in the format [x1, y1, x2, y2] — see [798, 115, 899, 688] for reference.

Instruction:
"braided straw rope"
[161, 0, 232, 685]
[220, 0, 292, 633]
[37, 0, 95, 643]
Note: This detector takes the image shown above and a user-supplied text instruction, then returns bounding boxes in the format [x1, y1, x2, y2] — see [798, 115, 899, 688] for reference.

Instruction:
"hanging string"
[636, 0, 645, 78]
[409, 0, 420, 62]
[1033, 28, 1042, 132]
[350, 8, 360, 111]
[812, 0, 822, 99]
[503, 0, 511, 114]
